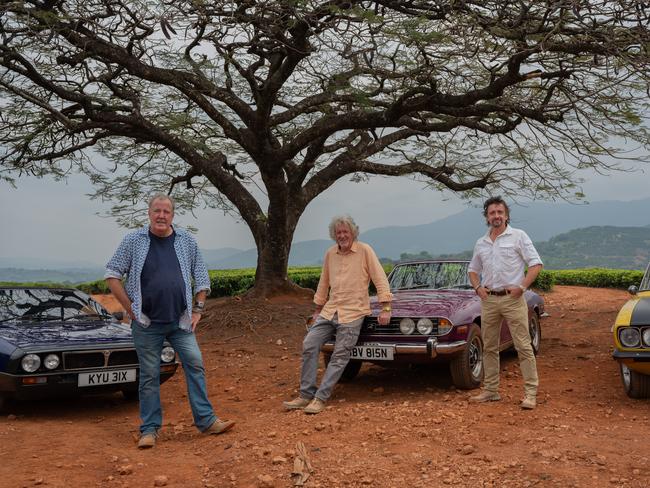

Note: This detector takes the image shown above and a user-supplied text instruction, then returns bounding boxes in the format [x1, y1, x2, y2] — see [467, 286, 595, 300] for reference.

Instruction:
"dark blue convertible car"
[0, 287, 178, 411]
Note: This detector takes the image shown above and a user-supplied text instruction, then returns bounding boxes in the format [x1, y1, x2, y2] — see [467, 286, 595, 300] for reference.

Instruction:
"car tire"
[322, 353, 362, 382]
[450, 324, 484, 390]
[620, 363, 650, 399]
[121, 388, 139, 401]
[529, 313, 542, 355]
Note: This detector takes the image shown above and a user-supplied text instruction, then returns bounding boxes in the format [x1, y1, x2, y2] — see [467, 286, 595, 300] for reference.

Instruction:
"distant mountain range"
[359, 197, 650, 260]
[2, 197, 650, 282]
[429, 225, 650, 271]
[204, 197, 650, 268]
[536, 225, 650, 270]
[0, 267, 106, 284]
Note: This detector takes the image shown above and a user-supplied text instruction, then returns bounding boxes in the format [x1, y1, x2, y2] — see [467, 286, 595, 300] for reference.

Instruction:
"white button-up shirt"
[468, 225, 542, 290]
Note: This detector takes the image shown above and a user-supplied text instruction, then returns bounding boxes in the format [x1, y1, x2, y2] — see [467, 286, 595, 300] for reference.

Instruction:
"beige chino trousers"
[481, 294, 538, 398]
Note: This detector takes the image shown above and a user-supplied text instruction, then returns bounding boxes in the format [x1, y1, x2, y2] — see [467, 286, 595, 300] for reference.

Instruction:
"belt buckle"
[489, 289, 509, 296]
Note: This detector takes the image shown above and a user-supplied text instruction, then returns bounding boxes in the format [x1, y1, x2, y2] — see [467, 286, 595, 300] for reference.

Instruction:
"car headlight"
[21, 354, 41, 373]
[619, 327, 641, 348]
[416, 318, 433, 335]
[643, 328, 650, 347]
[44, 354, 60, 370]
[437, 318, 453, 335]
[399, 318, 415, 335]
[161, 346, 176, 363]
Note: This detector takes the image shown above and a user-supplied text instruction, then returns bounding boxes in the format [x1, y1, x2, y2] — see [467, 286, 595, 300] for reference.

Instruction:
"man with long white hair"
[283, 215, 392, 414]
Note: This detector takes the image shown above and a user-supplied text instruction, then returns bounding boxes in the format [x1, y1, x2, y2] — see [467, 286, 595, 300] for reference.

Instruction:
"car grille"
[63, 348, 139, 371]
[363, 316, 442, 335]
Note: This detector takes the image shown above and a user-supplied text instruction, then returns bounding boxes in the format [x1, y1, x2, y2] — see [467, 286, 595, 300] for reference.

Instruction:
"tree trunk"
[246, 184, 314, 298]
[248, 224, 314, 298]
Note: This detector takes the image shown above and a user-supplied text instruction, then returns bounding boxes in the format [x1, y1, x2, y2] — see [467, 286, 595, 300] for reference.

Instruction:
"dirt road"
[0, 286, 647, 488]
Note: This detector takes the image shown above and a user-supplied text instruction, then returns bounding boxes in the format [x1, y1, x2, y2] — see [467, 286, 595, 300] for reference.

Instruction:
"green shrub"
[77, 280, 111, 295]
[207, 267, 322, 297]
[546, 268, 643, 289]
[531, 270, 555, 292]
[0, 280, 109, 294]
[206, 264, 393, 297]
[208, 269, 255, 297]
[10, 265, 643, 298]
[287, 268, 322, 291]
[0, 281, 71, 288]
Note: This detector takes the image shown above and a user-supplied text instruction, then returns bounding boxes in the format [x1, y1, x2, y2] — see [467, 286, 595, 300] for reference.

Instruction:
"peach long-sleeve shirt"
[314, 241, 392, 323]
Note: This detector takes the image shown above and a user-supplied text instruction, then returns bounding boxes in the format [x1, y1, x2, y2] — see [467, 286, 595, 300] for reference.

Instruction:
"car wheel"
[450, 324, 483, 390]
[322, 353, 362, 382]
[620, 363, 650, 399]
[529, 313, 542, 355]
[121, 388, 139, 401]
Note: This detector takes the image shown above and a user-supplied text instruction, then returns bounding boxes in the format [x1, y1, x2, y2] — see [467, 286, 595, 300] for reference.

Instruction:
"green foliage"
[399, 251, 434, 261]
[208, 268, 257, 297]
[0, 281, 71, 288]
[544, 268, 644, 290]
[0, 279, 110, 294]
[207, 267, 324, 297]
[207, 265, 394, 297]
[531, 271, 555, 292]
[77, 280, 111, 295]
[535, 226, 650, 270]
[8, 266, 643, 298]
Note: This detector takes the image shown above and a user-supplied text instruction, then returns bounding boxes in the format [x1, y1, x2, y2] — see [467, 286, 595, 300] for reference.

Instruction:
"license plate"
[351, 345, 394, 360]
[78, 369, 136, 387]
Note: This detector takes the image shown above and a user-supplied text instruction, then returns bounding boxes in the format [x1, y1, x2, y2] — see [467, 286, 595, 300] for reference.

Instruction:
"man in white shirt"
[467, 196, 543, 409]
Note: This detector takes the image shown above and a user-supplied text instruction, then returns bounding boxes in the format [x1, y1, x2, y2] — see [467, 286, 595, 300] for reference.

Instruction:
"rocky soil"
[0, 286, 647, 488]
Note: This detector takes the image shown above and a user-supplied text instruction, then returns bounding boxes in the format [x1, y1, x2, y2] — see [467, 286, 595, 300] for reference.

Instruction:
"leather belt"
[487, 289, 510, 296]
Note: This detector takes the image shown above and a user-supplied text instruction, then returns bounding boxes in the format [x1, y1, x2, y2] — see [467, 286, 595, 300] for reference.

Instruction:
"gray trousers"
[299, 314, 364, 402]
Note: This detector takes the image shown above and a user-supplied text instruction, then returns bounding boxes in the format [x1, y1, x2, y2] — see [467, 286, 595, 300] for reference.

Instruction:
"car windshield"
[0, 288, 111, 324]
[389, 261, 471, 291]
[640, 262, 650, 291]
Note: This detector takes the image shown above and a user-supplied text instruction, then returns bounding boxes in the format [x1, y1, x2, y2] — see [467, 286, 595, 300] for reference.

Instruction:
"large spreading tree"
[1, 1, 650, 294]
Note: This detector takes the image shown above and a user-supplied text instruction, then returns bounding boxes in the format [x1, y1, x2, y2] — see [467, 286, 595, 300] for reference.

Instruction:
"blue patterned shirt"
[104, 226, 211, 331]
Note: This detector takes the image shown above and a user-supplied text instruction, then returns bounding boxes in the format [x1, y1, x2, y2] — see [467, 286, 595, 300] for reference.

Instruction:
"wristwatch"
[382, 305, 392, 312]
[518, 285, 526, 292]
[194, 301, 205, 313]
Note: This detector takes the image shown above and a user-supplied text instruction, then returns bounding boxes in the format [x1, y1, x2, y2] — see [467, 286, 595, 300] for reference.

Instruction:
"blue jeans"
[131, 321, 217, 434]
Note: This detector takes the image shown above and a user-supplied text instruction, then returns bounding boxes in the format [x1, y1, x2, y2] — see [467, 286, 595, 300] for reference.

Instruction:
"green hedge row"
[0, 280, 112, 294]
[540, 268, 643, 290]
[1, 266, 642, 296]
[8, 264, 394, 297]
[531, 271, 554, 292]
[0, 281, 77, 289]
[213, 266, 637, 294]
[78, 280, 110, 295]
[206, 264, 394, 297]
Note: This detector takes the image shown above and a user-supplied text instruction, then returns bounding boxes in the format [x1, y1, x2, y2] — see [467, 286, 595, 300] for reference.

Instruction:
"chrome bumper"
[321, 337, 467, 359]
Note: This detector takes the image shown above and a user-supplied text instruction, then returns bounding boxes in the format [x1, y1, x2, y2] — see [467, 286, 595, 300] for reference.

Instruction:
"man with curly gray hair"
[283, 215, 392, 414]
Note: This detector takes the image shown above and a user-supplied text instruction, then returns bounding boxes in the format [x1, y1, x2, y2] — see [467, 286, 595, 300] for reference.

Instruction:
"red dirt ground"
[0, 286, 648, 488]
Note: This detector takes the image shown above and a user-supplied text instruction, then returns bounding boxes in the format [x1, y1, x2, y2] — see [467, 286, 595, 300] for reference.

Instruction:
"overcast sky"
[1, 161, 648, 267]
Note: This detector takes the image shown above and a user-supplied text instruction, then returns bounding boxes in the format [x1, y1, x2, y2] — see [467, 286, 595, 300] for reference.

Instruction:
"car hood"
[615, 292, 650, 327]
[371, 289, 478, 321]
[0, 320, 133, 349]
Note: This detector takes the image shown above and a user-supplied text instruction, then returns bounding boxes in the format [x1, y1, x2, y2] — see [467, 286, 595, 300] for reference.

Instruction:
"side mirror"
[112, 311, 125, 321]
[628, 285, 638, 296]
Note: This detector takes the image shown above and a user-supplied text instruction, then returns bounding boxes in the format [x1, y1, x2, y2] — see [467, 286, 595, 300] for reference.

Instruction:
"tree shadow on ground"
[332, 354, 521, 405]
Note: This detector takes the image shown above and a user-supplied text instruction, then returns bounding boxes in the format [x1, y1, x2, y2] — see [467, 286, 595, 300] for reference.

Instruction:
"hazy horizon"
[1, 159, 648, 267]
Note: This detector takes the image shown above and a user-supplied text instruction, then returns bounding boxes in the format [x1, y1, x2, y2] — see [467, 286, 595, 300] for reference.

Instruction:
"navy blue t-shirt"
[140, 231, 187, 325]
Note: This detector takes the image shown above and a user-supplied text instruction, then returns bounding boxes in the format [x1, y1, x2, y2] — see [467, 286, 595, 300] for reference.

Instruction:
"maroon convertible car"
[321, 260, 545, 389]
